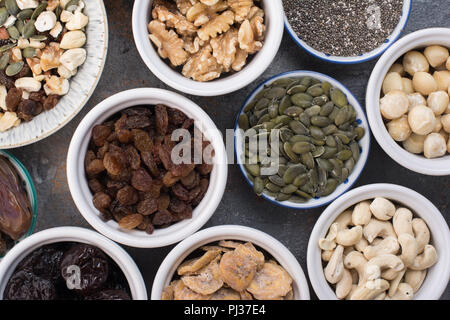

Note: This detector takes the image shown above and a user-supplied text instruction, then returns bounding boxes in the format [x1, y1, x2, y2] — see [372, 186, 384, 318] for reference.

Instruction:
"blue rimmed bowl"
[0, 150, 38, 258]
[283, 0, 412, 64]
[234, 70, 371, 209]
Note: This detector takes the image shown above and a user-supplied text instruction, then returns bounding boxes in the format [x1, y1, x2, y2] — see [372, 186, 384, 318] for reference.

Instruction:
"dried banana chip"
[235, 242, 265, 270]
[162, 282, 175, 300]
[173, 280, 212, 300]
[181, 258, 223, 295]
[284, 289, 294, 300]
[200, 245, 232, 252]
[210, 287, 241, 300]
[219, 248, 257, 292]
[177, 249, 221, 275]
[247, 262, 293, 300]
[239, 290, 253, 300]
[218, 240, 242, 248]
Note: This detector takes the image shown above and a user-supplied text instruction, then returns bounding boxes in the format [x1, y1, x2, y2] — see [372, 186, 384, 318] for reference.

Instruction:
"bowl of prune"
[0, 150, 38, 258]
[0, 227, 147, 300]
[67, 88, 228, 248]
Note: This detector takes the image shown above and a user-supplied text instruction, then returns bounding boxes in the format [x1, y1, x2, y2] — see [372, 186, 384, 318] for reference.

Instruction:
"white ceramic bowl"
[284, 0, 411, 64]
[307, 183, 450, 300]
[0, 150, 38, 258]
[0, 227, 147, 300]
[151, 225, 310, 300]
[132, 0, 284, 96]
[366, 28, 450, 176]
[67, 88, 228, 248]
[0, 0, 108, 149]
[235, 70, 371, 209]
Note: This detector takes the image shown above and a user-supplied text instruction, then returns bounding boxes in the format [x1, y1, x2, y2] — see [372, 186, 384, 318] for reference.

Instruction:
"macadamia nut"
[424, 45, 449, 68]
[403, 133, 426, 154]
[413, 72, 438, 96]
[403, 51, 429, 76]
[389, 63, 404, 75]
[383, 72, 403, 95]
[433, 116, 443, 133]
[424, 133, 447, 159]
[407, 93, 426, 110]
[441, 114, 450, 133]
[433, 71, 450, 91]
[402, 78, 414, 94]
[446, 57, 450, 71]
[427, 91, 449, 115]
[447, 137, 450, 153]
[408, 105, 436, 135]
[380, 90, 409, 120]
[386, 116, 412, 142]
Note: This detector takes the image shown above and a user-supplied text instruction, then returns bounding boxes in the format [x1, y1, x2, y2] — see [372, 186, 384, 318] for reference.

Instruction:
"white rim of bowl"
[234, 70, 371, 209]
[307, 183, 450, 300]
[67, 88, 228, 248]
[366, 27, 450, 176]
[0, 0, 109, 149]
[151, 225, 310, 300]
[0, 227, 148, 300]
[131, 0, 284, 96]
[284, 0, 412, 64]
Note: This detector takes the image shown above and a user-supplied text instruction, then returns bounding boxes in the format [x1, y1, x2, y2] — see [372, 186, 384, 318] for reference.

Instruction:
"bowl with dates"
[67, 88, 228, 248]
[0, 227, 147, 300]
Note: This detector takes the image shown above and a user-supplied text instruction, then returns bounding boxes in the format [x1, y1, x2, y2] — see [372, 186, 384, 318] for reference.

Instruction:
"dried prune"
[103, 151, 127, 176]
[85, 289, 131, 300]
[168, 108, 187, 125]
[152, 209, 173, 226]
[93, 192, 111, 211]
[132, 129, 153, 152]
[123, 107, 152, 117]
[131, 168, 153, 192]
[5, 87, 23, 112]
[116, 185, 139, 206]
[17, 99, 42, 121]
[5, 270, 56, 300]
[125, 145, 141, 170]
[137, 198, 158, 216]
[141, 150, 160, 177]
[60, 244, 109, 295]
[42, 94, 59, 111]
[155, 104, 168, 135]
[86, 159, 105, 177]
[118, 214, 143, 230]
[16, 245, 65, 281]
[126, 115, 151, 129]
[172, 183, 190, 201]
[92, 125, 112, 147]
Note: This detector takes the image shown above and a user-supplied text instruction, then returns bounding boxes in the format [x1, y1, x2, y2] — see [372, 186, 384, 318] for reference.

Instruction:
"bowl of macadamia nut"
[132, 0, 284, 96]
[307, 184, 450, 300]
[366, 28, 450, 176]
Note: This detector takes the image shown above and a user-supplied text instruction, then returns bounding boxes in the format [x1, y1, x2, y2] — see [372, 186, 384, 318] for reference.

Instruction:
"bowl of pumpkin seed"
[234, 70, 371, 209]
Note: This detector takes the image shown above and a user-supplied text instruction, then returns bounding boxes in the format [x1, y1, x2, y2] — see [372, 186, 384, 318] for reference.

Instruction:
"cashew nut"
[355, 237, 369, 253]
[374, 292, 387, 300]
[335, 268, 353, 299]
[404, 269, 427, 293]
[60, 30, 87, 49]
[409, 244, 438, 271]
[345, 285, 358, 300]
[322, 250, 333, 262]
[390, 283, 414, 300]
[412, 218, 430, 253]
[66, 11, 89, 31]
[363, 219, 396, 243]
[344, 251, 368, 285]
[381, 268, 402, 281]
[352, 200, 372, 226]
[349, 279, 390, 300]
[398, 233, 418, 267]
[0, 85, 6, 111]
[16, 0, 39, 10]
[335, 210, 353, 230]
[364, 254, 404, 281]
[388, 269, 406, 297]
[393, 207, 414, 237]
[324, 245, 345, 284]
[370, 197, 396, 220]
[60, 48, 86, 71]
[15, 77, 42, 92]
[336, 226, 363, 247]
[35, 11, 57, 32]
[318, 223, 338, 251]
[363, 236, 399, 260]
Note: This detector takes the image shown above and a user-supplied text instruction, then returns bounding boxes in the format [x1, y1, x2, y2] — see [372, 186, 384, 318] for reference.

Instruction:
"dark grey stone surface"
[8, 0, 449, 299]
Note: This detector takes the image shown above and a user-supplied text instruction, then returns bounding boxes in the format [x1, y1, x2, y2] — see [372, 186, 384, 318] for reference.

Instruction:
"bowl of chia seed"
[283, 0, 412, 64]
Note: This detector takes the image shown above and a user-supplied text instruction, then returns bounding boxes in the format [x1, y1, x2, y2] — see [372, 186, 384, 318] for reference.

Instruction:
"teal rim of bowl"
[0, 150, 38, 258]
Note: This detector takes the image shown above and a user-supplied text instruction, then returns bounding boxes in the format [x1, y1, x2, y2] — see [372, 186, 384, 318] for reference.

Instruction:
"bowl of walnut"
[0, 0, 108, 149]
[132, 0, 284, 96]
[66, 88, 228, 248]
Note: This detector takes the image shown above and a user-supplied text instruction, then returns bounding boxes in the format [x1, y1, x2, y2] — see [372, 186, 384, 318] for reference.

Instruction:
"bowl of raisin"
[0, 226, 147, 300]
[67, 88, 228, 248]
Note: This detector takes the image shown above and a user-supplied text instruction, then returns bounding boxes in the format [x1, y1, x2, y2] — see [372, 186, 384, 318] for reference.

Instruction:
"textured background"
[8, 0, 449, 299]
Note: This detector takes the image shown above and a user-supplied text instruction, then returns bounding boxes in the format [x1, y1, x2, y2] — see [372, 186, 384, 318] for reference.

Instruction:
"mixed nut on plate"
[0, 0, 88, 132]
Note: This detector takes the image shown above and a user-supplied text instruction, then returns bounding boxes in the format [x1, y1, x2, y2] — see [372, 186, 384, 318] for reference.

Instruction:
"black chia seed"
[284, 0, 404, 57]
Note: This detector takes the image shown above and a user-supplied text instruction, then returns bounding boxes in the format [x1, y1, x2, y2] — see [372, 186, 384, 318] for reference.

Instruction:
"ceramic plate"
[0, 0, 108, 149]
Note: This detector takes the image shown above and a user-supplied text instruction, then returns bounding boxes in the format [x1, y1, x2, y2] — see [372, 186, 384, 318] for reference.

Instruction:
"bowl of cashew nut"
[307, 183, 450, 300]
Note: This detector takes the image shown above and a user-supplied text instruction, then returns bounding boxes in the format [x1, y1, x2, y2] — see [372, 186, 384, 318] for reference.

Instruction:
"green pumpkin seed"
[287, 84, 307, 95]
[294, 190, 312, 199]
[325, 136, 337, 147]
[350, 142, 360, 161]
[271, 77, 295, 87]
[281, 184, 297, 194]
[334, 133, 350, 144]
[305, 105, 321, 117]
[311, 138, 326, 146]
[268, 103, 279, 118]
[316, 158, 332, 172]
[345, 158, 355, 172]
[300, 77, 312, 87]
[248, 114, 258, 127]
[278, 95, 291, 115]
[253, 177, 264, 196]
[255, 98, 269, 110]
[323, 124, 338, 135]
[22, 19, 36, 39]
[301, 152, 315, 169]
[254, 87, 269, 100]
[283, 142, 299, 163]
[300, 182, 316, 195]
[355, 127, 365, 141]
[284, 106, 303, 117]
[322, 81, 332, 95]
[289, 120, 309, 135]
[31, 1, 47, 20]
[312, 146, 325, 158]
[331, 166, 342, 180]
[341, 168, 350, 182]
[0, 52, 10, 70]
[263, 189, 278, 198]
[0, 43, 15, 52]
[320, 101, 335, 116]
[262, 121, 275, 131]
[268, 175, 286, 187]
[265, 87, 286, 99]
[5, 0, 19, 15]
[283, 164, 307, 184]
[278, 164, 288, 177]
[336, 149, 353, 161]
[289, 196, 307, 203]
[257, 114, 271, 125]
[265, 182, 281, 193]
[310, 126, 325, 140]
[289, 135, 310, 143]
[293, 173, 308, 187]
[243, 101, 256, 112]
[329, 158, 344, 169]
[245, 164, 260, 177]
[292, 141, 312, 154]
[238, 114, 249, 130]
[291, 93, 313, 107]
[7, 25, 19, 39]
[313, 94, 329, 106]
[330, 88, 348, 108]
[318, 179, 338, 196]
[322, 147, 338, 159]
[299, 112, 310, 126]
[311, 116, 331, 127]
[30, 35, 47, 41]
[15, 19, 24, 34]
[0, 7, 8, 25]
[307, 84, 324, 97]
[334, 108, 349, 126]
[6, 61, 24, 76]
[280, 128, 293, 143]
[308, 168, 319, 188]
[275, 193, 291, 201]
[17, 8, 33, 20]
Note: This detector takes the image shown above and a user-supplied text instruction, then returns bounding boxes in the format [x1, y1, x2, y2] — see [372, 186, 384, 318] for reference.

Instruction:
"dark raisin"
[13, 64, 31, 79]
[114, 114, 133, 143]
[131, 168, 153, 192]
[93, 192, 112, 211]
[0, 70, 15, 90]
[17, 99, 42, 121]
[168, 197, 187, 213]
[86, 159, 105, 176]
[181, 170, 199, 189]
[172, 204, 193, 222]
[132, 129, 153, 152]
[96, 141, 109, 159]
[196, 163, 213, 175]
[157, 193, 170, 211]
[116, 185, 139, 206]
[29, 90, 46, 104]
[141, 150, 160, 177]
[92, 125, 112, 147]
[5, 88, 23, 112]
[118, 214, 143, 230]
[162, 171, 179, 187]
[171, 183, 190, 201]
[167, 107, 187, 125]
[181, 118, 194, 129]
[126, 115, 151, 129]
[171, 163, 195, 178]
[42, 94, 59, 111]
[152, 209, 173, 226]
[146, 223, 155, 234]
[137, 198, 158, 216]
[137, 215, 150, 230]
[85, 150, 96, 168]
[124, 145, 141, 170]
[122, 107, 152, 117]
[155, 104, 168, 135]
[103, 151, 127, 176]
[191, 178, 209, 206]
